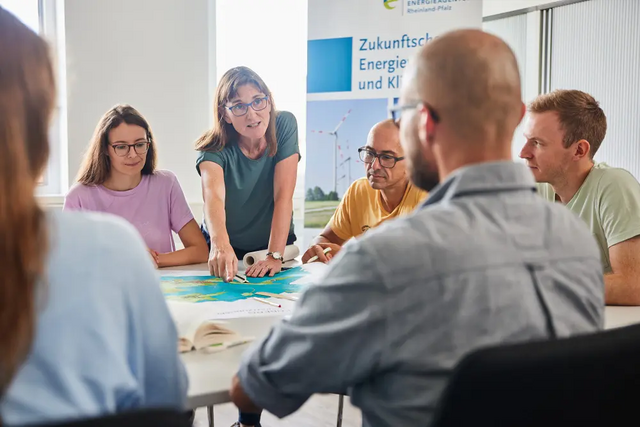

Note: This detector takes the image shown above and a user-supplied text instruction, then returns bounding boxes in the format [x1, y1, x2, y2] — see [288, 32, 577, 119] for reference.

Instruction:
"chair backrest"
[31, 408, 192, 427]
[430, 323, 640, 427]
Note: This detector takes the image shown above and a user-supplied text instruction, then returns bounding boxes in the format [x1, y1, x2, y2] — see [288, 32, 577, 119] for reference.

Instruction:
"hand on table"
[246, 256, 282, 278]
[147, 248, 159, 269]
[302, 243, 341, 264]
[209, 242, 238, 282]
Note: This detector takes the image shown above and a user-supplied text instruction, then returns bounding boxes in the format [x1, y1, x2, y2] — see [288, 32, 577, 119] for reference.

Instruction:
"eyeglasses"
[389, 101, 441, 125]
[110, 141, 150, 157]
[358, 147, 405, 168]
[225, 96, 270, 117]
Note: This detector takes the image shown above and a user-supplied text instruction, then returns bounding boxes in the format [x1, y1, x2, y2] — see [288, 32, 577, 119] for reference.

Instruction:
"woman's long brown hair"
[195, 66, 278, 156]
[76, 104, 158, 185]
[0, 7, 55, 400]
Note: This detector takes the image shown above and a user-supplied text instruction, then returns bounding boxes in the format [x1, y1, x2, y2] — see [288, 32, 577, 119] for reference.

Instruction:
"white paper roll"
[243, 245, 300, 267]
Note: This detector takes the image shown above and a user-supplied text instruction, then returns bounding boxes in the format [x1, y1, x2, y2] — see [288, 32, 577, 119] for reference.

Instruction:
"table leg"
[336, 394, 344, 427]
[207, 405, 214, 427]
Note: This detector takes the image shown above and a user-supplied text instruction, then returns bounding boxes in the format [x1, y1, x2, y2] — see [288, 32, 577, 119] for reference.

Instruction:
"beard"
[400, 117, 440, 192]
[407, 148, 439, 192]
[409, 159, 439, 192]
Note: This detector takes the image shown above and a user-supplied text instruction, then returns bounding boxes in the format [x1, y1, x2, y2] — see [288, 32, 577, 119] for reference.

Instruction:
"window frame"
[36, 0, 67, 197]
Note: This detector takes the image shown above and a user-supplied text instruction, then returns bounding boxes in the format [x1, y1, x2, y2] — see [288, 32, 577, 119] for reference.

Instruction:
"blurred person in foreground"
[0, 7, 187, 425]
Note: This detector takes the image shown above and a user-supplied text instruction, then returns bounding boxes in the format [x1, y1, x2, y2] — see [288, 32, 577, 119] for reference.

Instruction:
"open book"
[166, 301, 253, 353]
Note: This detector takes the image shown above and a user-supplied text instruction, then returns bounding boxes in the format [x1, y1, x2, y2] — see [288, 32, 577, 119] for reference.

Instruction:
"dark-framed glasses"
[358, 147, 404, 168]
[226, 96, 270, 117]
[389, 102, 441, 125]
[110, 141, 150, 157]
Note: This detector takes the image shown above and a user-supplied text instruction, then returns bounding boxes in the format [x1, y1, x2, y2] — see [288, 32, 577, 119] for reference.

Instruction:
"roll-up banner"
[304, 0, 483, 230]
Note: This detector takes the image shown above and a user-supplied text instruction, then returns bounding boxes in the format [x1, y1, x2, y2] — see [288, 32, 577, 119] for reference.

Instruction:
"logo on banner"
[405, 0, 465, 15]
[383, 0, 398, 10]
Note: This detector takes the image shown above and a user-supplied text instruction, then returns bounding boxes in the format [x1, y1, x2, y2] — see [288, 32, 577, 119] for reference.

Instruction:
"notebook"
[167, 301, 253, 353]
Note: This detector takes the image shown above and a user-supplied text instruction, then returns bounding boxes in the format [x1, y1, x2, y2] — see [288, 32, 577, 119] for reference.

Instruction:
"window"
[1, 0, 66, 196]
[0, 0, 38, 31]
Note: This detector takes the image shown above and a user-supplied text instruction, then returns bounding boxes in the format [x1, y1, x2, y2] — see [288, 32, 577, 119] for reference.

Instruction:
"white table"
[180, 315, 283, 409]
[161, 263, 287, 410]
[162, 264, 640, 412]
[604, 306, 640, 329]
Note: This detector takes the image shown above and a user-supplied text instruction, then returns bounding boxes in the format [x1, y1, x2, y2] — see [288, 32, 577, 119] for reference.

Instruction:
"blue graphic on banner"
[307, 37, 353, 93]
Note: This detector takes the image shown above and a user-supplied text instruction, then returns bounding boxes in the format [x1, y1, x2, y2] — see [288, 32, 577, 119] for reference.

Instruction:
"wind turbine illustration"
[310, 109, 352, 194]
[338, 139, 351, 191]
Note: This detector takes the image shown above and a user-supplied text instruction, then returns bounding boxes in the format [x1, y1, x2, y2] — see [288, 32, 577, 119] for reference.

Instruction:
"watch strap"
[266, 252, 283, 261]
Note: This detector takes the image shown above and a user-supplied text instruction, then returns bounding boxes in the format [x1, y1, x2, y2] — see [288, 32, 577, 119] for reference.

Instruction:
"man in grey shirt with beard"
[229, 29, 604, 427]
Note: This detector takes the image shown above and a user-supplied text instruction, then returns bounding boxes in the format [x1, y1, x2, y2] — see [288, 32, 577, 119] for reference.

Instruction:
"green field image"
[304, 200, 340, 228]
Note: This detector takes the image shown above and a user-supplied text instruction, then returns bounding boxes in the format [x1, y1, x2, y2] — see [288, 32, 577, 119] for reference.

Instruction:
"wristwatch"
[266, 251, 283, 262]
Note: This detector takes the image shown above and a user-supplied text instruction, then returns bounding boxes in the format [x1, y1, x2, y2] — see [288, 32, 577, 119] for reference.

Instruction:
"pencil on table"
[307, 247, 332, 263]
[251, 297, 282, 308]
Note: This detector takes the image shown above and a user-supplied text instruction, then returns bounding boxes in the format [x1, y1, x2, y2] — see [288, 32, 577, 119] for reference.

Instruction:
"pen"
[208, 339, 252, 349]
[307, 247, 332, 263]
[234, 273, 248, 283]
[251, 297, 282, 308]
[205, 339, 254, 353]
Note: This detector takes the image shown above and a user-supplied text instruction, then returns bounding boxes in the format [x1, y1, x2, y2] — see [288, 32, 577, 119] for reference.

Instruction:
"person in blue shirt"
[229, 29, 604, 427]
[0, 7, 187, 425]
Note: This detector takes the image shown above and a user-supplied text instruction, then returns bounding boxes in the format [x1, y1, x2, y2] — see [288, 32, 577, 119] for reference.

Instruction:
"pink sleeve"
[63, 186, 83, 211]
[168, 173, 195, 234]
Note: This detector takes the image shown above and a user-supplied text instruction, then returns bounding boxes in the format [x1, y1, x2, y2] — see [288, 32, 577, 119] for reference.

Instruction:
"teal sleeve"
[275, 111, 301, 163]
[196, 149, 226, 176]
[598, 170, 640, 247]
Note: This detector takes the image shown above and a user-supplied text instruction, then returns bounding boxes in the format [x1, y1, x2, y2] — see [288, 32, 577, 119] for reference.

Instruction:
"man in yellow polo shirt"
[302, 119, 428, 263]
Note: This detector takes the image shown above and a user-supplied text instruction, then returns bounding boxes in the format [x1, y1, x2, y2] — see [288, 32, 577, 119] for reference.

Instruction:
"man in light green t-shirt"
[521, 89, 640, 306]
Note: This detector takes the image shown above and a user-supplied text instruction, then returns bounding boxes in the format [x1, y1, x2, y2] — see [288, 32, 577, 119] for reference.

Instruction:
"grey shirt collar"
[423, 161, 537, 207]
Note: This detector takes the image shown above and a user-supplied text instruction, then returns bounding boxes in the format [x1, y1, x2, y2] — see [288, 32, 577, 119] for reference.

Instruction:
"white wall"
[483, 11, 542, 160]
[483, 0, 557, 16]
[63, 0, 212, 209]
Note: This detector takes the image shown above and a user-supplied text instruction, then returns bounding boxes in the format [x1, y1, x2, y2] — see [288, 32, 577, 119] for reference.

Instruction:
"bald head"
[407, 29, 523, 143]
[397, 29, 524, 191]
[367, 119, 399, 145]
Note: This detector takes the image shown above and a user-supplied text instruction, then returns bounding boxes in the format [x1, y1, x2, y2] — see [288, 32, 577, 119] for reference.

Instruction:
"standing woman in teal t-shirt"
[195, 66, 300, 281]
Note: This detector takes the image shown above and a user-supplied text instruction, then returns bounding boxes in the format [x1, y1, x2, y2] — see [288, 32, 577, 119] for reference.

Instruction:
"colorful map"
[161, 266, 310, 303]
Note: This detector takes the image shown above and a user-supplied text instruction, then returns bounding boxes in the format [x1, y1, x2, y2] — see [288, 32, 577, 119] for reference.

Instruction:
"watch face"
[272, 252, 282, 260]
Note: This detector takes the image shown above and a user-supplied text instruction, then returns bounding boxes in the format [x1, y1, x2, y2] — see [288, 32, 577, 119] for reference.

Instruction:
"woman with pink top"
[64, 104, 208, 268]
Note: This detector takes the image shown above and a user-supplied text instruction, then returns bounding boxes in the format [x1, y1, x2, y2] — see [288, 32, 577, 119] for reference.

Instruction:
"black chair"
[431, 323, 640, 427]
[29, 408, 192, 427]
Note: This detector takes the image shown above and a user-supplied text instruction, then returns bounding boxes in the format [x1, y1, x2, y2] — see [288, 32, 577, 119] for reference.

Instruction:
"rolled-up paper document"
[243, 245, 300, 267]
